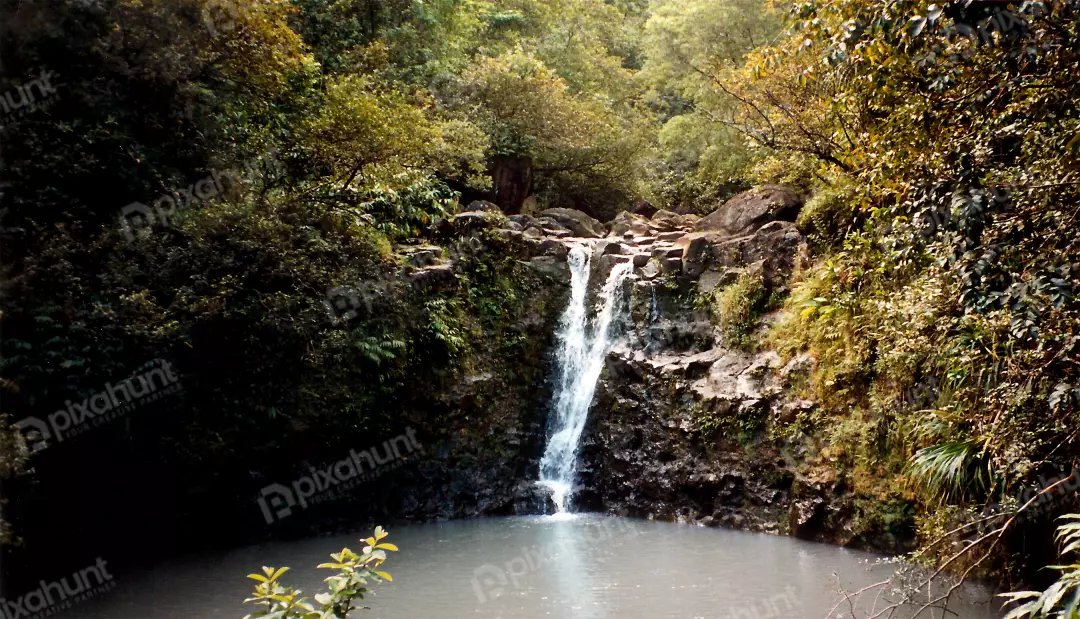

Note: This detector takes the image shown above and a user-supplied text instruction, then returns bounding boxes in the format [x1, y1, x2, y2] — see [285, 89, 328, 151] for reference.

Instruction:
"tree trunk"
[490, 155, 533, 215]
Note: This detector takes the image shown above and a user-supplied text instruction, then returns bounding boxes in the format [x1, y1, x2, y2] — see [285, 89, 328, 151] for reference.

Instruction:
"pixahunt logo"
[1, 558, 115, 619]
[15, 360, 181, 454]
[471, 517, 641, 604]
[0, 69, 60, 131]
[118, 149, 280, 243]
[258, 428, 422, 524]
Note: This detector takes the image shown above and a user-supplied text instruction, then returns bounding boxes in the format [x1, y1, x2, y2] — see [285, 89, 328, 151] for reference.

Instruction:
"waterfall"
[539, 246, 634, 513]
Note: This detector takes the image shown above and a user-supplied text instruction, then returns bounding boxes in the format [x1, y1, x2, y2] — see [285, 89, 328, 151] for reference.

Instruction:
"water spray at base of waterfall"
[538, 246, 634, 514]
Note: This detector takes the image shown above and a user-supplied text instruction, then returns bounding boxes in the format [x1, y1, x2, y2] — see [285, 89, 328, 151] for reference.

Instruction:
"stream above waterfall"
[53, 516, 997, 619]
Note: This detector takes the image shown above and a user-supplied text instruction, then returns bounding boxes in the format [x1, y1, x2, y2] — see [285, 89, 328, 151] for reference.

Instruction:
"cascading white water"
[539, 246, 634, 513]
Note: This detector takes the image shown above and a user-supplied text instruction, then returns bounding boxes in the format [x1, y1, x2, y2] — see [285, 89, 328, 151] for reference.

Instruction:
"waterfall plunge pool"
[55, 515, 998, 619]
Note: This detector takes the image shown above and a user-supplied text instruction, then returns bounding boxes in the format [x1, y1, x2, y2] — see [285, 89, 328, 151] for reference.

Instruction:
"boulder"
[661, 257, 682, 274]
[460, 200, 502, 214]
[526, 256, 570, 280]
[409, 263, 455, 288]
[539, 239, 568, 259]
[404, 246, 441, 268]
[593, 239, 627, 262]
[632, 198, 659, 218]
[640, 261, 661, 279]
[509, 214, 541, 228]
[609, 211, 651, 238]
[539, 208, 606, 238]
[679, 235, 712, 278]
[695, 186, 803, 236]
[453, 212, 494, 232]
[650, 209, 691, 232]
[709, 222, 804, 286]
[652, 246, 683, 260]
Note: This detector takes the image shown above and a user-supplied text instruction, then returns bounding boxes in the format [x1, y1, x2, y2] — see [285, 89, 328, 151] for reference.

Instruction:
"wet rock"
[509, 214, 541, 228]
[594, 239, 628, 262]
[539, 239, 568, 259]
[404, 246, 441, 268]
[598, 254, 631, 276]
[409, 263, 455, 288]
[640, 261, 660, 280]
[661, 257, 682, 274]
[607, 348, 646, 381]
[695, 186, 803, 236]
[652, 246, 684, 260]
[526, 256, 570, 280]
[632, 253, 651, 268]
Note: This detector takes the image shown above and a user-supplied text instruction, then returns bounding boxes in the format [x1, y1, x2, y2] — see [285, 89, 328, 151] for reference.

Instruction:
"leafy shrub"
[908, 441, 991, 504]
[796, 180, 860, 246]
[711, 271, 766, 350]
[358, 175, 459, 241]
[242, 527, 397, 619]
[1001, 515, 1080, 618]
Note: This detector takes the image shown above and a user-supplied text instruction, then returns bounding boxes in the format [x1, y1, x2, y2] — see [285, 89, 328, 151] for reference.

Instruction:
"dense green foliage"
[749, 0, 1080, 591]
[0, 0, 661, 572]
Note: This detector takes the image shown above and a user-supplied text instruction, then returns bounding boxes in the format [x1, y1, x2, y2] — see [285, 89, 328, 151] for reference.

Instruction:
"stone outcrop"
[695, 186, 803, 236]
[538, 208, 606, 238]
[396, 193, 875, 549]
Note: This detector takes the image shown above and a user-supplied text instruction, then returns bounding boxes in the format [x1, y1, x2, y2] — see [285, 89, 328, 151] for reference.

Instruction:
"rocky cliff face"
[389, 190, 902, 552]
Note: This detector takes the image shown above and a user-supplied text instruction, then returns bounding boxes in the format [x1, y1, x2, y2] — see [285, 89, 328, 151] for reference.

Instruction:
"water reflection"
[54, 515, 999, 619]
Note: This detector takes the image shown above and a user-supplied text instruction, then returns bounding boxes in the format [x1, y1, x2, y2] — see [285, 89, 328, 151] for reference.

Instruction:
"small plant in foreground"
[242, 526, 397, 618]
